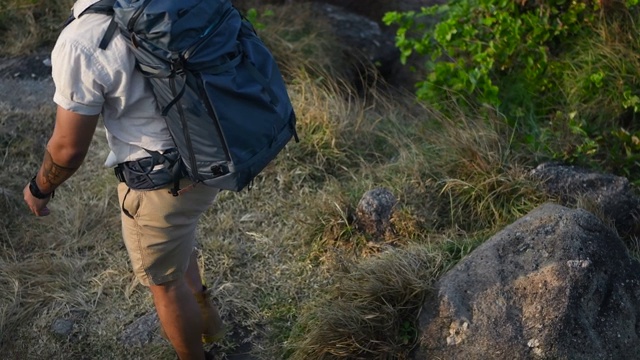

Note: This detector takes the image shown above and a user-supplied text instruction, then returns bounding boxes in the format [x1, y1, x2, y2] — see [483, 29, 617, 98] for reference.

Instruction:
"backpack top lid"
[113, 0, 233, 52]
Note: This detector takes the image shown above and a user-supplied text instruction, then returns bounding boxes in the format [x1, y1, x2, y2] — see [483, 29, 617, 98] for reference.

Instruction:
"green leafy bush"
[384, 0, 640, 182]
[384, 0, 636, 113]
[244, 7, 274, 31]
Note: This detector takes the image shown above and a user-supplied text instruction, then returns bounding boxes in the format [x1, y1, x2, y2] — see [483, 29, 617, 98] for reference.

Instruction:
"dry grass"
[426, 107, 545, 231]
[0, 0, 74, 56]
[0, 2, 550, 359]
[246, 2, 343, 74]
[285, 246, 446, 360]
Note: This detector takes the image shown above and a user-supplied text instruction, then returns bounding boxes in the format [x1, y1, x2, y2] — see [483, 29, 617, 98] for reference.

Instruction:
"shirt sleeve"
[51, 38, 110, 116]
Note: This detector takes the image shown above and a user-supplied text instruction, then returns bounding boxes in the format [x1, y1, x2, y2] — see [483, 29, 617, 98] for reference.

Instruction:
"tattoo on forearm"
[37, 149, 79, 191]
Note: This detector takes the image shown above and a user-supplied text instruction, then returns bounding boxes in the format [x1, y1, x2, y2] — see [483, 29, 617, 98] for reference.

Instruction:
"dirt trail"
[0, 49, 55, 111]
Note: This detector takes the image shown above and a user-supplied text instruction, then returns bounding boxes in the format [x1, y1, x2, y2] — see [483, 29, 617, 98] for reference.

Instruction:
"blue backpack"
[78, 0, 298, 193]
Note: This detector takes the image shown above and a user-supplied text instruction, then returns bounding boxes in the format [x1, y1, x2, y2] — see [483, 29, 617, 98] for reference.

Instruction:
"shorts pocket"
[121, 187, 142, 219]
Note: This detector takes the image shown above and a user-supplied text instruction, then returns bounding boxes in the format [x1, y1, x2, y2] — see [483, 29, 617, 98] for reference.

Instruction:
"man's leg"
[184, 250, 225, 342]
[117, 180, 220, 358]
[150, 278, 205, 360]
[185, 250, 204, 293]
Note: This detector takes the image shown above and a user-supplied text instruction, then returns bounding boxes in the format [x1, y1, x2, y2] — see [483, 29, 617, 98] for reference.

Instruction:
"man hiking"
[22, 0, 224, 358]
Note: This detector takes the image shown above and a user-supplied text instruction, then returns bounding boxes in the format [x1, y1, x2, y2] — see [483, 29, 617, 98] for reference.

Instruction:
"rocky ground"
[0, 48, 56, 115]
[0, 48, 53, 81]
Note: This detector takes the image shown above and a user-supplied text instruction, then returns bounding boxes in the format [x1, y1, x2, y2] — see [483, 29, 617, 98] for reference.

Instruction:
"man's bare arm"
[35, 106, 99, 193]
[24, 106, 99, 216]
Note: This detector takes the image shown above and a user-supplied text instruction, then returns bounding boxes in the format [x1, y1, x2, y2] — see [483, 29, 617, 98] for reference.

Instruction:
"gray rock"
[119, 312, 162, 347]
[309, 0, 445, 25]
[529, 162, 640, 239]
[51, 318, 74, 337]
[311, 3, 398, 82]
[356, 187, 397, 239]
[315, 3, 395, 60]
[414, 203, 640, 359]
[304, 0, 449, 90]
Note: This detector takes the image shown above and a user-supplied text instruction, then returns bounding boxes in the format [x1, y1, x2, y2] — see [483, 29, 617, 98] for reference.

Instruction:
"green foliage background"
[384, 0, 640, 182]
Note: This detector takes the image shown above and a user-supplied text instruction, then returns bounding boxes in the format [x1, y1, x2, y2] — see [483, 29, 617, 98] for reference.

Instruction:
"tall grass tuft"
[428, 107, 544, 231]
[286, 246, 446, 360]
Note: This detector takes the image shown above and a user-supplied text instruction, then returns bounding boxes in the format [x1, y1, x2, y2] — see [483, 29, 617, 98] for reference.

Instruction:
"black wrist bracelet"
[29, 176, 54, 199]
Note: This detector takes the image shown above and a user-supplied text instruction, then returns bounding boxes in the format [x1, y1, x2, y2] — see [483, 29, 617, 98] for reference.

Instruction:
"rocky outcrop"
[310, 3, 398, 87]
[414, 203, 640, 359]
[251, 0, 440, 88]
[261, 0, 441, 26]
[530, 162, 640, 239]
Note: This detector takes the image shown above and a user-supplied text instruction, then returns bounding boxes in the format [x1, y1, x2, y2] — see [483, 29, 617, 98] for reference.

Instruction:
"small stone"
[51, 318, 74, 337]
[356, 187, 397, 239]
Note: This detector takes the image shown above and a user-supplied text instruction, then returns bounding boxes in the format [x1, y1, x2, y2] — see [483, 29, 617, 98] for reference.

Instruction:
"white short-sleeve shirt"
[51, 0, 175, 167]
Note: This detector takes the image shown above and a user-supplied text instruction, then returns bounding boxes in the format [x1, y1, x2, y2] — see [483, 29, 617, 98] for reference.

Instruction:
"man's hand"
[23, 184, 52, 216]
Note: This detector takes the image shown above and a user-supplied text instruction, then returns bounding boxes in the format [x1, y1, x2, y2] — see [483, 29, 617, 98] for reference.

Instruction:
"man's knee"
[149, 277, 187, 298]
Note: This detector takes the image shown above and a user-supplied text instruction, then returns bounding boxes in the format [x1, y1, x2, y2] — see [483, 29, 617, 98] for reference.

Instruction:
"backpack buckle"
[114, 164, 126, 182]
[211, 164, 229, 177]
[171, 56, 185, 76]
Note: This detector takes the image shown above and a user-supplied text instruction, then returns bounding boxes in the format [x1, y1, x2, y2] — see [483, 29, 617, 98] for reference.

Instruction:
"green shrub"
[243, 7, 274, 31]
[540, 111, 640, 184]
[557, 7, 640, 122]
[384, 0, 640, 182]
[384, 0, 637, 114]
[542, 5, 640, 180]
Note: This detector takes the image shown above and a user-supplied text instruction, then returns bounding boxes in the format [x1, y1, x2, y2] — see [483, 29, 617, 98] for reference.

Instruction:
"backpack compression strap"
[65, 0, 118, 50]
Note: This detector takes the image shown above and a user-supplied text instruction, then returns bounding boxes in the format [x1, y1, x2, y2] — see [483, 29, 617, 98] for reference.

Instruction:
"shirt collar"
[72, 0, 104, 19]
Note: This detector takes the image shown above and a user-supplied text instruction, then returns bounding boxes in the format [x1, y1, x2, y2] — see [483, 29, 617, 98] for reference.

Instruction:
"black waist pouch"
[114, 149, 183, 190]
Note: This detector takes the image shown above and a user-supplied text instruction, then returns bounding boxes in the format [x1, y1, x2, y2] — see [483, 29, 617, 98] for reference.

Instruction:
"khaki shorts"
[117, 179, 219, 286]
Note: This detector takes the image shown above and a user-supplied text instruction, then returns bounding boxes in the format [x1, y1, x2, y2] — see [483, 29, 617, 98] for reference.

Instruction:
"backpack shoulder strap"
[65, 0, 119, 50]
[97, 18, 119, 50]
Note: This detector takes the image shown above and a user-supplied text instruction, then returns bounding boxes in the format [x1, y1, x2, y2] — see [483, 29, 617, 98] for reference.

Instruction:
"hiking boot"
[159, 286, 226, 344]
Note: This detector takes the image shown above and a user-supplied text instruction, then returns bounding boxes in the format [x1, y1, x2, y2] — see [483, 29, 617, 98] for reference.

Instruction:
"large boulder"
[261, 0, 443, 26]
[310, 3, 398, 85]
[529, 162, 640, 239]
[414, 203, 640, 359]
